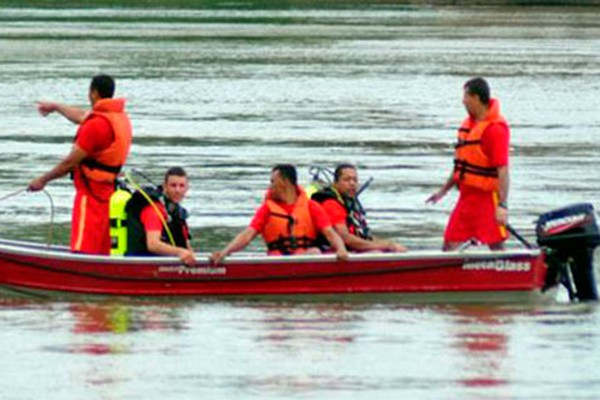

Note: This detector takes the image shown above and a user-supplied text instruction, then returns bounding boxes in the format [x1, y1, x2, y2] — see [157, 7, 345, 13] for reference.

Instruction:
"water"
[1, 2, 600, 399]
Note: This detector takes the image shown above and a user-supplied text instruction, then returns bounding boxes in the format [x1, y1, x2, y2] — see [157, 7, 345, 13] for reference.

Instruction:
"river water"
[1, 3, 600, 399]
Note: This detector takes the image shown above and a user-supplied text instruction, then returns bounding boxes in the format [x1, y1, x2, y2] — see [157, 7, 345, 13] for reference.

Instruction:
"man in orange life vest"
[312, 164, 407, 253]
[28, 75, 132, 255]
[210, 164, 348, 264]
[427, 77, 510, 250]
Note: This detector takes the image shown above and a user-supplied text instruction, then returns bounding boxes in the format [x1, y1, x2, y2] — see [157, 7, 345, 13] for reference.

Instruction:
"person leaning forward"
[28, 74, 132, 255]
[125, 167, 196, 266]
[210, 164, 348, 264]
[312, 163, 407, 253]
[426, 77, 510, 251]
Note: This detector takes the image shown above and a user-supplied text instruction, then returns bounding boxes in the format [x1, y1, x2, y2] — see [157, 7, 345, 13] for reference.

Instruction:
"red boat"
[0, 203, 598, 303]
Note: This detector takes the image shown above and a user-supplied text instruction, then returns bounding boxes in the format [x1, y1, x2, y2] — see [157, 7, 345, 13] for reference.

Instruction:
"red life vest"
[261, 186, 317, 255]
[80, 98, 132, 183]
[453, 99, 507, 192]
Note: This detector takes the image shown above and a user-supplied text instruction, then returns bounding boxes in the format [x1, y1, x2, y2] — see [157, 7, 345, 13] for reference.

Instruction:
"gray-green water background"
[1, 2, 600, 399]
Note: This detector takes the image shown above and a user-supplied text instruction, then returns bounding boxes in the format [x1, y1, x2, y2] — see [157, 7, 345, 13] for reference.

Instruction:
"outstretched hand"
[37, 101, 58, 117]
[426, 189, 445, 205]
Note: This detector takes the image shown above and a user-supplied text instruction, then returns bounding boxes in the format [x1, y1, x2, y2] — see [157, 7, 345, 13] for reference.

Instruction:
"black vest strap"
[454, 139, 482, 149]
[82, 158, 122, 174]
[454, 159, 499, 178]
[266, 236, 316, 255]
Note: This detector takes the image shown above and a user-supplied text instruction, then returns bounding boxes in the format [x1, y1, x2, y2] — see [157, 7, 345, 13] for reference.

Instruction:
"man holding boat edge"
[124, 167, 196, 266]
[28, 74, 132, 255]
[312, 163, 407, 253]
[210, 164, 348, 264]
[427, 77, 510, 250]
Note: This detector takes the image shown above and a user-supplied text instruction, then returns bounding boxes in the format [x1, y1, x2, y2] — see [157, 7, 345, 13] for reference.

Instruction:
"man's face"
[335, 167, 358, 198]
[462, 89, 480, 116]
[88, 88, 99, 107]
[269, 170, 288, 200]
[164, 175, 189, 204]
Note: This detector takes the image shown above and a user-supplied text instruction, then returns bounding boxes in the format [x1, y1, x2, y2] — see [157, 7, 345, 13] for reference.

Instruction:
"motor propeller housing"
[536, 203, 600, 301]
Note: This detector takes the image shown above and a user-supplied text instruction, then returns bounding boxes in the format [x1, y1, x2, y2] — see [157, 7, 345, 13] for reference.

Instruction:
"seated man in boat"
[124, 167, 196, 266]
[210, 164, 348, 264]
[311, 163, 407, 253]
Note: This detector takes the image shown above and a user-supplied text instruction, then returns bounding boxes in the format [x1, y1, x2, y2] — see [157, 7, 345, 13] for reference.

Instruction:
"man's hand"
[496, 205, 508, 226]
[209, 251, 226, 265]
[335, 247, 349, 262]
[178, 248, 196, 267]
[37, 101, 58, 117]
[386, 242, 407, 252]
[27, 177, 46, 192]
[426, 188, 447, 205]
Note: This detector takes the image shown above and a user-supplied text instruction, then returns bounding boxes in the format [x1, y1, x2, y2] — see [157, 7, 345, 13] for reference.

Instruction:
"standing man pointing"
[28, 75, 132, 255]
[427, 77, 510, 250]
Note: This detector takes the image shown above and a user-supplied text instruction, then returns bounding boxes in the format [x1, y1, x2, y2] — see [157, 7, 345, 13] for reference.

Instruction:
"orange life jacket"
[452, 98, 507, 192]
[261, 186, 318, 255]
[80, 98, 132, 183]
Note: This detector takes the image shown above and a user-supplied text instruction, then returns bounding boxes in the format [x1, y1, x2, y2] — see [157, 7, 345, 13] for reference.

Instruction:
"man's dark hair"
[464, 77, 490, 105]
[272, 164, 297, 186]
[90, 74, 115, 99]
[334, 163, 356, 183]
[165, 166, 188, 182]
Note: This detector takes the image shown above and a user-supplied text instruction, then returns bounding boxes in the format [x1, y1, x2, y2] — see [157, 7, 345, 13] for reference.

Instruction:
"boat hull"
[0, 239, 551, 302]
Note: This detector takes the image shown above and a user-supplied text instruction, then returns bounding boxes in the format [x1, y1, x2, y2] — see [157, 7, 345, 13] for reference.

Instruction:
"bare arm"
[37, 101, 88, 124]
[146, 231, 196, 266]
[321, 226, 349, 261]
[334, 223, 406, 253]
[496, 166, 509, 225]
[27, 144, 87, 191]
[426, 173, 455, 204]
[210, 227, 258, 264]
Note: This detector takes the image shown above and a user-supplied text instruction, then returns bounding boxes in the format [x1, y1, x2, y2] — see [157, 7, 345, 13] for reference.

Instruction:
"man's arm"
[496, 166, 509, 225]
[38, 101, 88, 124]
[334, 223, 406, 252]
[426, 173, 455, 204]
[321, 226, 349, 261]
[146, 231, 196, 266]
[28, 144, 87, 191]
[210, 227, 258, 265]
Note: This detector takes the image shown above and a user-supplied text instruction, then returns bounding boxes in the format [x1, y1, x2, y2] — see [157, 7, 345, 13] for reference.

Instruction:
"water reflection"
[450, 306, 511, 389]
[255, 303, 360, 346]
[67, 302, 186, 355]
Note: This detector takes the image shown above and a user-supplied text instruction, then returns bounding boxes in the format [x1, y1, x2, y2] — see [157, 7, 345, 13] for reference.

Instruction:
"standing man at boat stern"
[427, 77, 510, 250]
[28, 74, 133, 255]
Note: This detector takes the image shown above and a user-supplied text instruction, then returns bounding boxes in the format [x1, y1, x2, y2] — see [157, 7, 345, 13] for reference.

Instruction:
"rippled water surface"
[1, 2, 600, 399]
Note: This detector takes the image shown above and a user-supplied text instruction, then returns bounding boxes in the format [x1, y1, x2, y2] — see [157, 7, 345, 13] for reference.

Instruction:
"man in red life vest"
[210, 164, 348, 264]
[28, 75, 132, 255]
[312, 164, 407, 253]
[427, 77, 510, 250]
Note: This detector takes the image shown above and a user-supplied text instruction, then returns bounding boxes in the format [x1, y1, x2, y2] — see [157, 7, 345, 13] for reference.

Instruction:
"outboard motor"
[536, 203, 600, 301]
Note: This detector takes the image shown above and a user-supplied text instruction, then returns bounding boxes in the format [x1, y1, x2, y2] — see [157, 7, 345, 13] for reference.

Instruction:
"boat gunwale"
[0, 237, 543, 266]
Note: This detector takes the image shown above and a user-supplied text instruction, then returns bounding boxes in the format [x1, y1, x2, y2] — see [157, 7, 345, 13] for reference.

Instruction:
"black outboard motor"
[536, 203, 600, 301]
